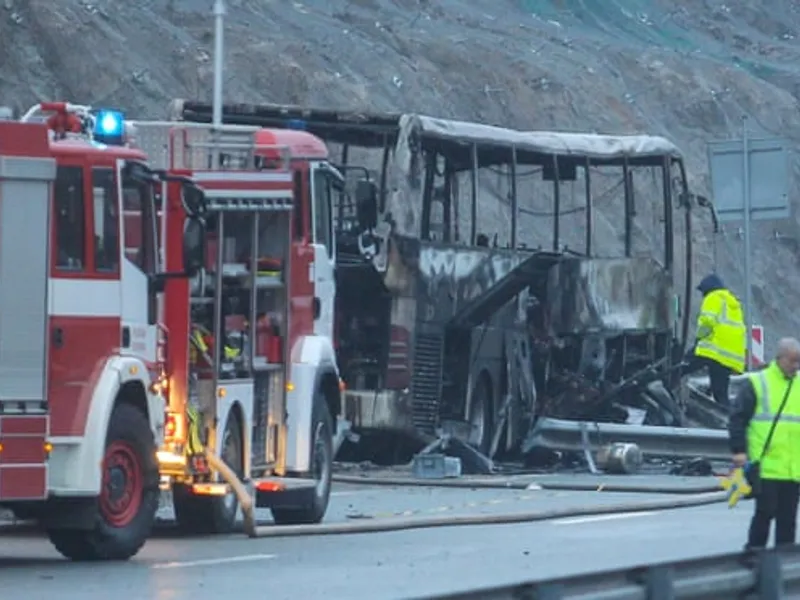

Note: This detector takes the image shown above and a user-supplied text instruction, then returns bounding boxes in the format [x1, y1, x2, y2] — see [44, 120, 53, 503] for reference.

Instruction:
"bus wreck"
[174, 100, 698, 461]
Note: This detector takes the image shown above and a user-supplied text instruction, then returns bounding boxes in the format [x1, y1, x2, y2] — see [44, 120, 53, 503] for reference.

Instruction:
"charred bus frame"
[175, 101, 697, 458]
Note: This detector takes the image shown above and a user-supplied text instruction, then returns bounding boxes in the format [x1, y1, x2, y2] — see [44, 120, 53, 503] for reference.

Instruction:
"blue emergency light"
[93, 109, 125, 144]
[286, 119, 307, 131]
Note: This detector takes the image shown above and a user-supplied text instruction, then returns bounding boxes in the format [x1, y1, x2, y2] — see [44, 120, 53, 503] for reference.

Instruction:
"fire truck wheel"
[172, 412, 243, 535]
[47, 402, 159, 561]
[271, 393, 333, 525]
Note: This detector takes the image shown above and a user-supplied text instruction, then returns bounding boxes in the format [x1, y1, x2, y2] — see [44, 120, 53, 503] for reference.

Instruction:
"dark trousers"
[687, 356, 733, 407]
[747, 479, 800, 548]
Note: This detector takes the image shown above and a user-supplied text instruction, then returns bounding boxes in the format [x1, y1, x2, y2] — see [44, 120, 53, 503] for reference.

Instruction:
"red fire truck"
[0, 101, 342, 558]
[129, 116, 344, 535]
[0, 101, 198, 560]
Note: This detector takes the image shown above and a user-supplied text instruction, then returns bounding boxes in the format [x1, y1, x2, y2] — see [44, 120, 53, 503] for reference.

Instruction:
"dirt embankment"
[2, 0, 800, 346]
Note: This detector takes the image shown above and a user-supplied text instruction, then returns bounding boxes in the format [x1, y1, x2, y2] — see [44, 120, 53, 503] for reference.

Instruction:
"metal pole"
[742, 116, 753, 369]
[211, 0, 226, 169]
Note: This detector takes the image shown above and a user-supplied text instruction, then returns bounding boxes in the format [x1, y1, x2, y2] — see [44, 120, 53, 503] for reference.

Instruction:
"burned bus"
[173, 101, 698, 460]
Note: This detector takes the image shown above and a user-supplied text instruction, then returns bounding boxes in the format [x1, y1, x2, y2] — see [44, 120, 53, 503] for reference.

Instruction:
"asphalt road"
[153, 481, 709, 527]
[0, 483, 753, 600]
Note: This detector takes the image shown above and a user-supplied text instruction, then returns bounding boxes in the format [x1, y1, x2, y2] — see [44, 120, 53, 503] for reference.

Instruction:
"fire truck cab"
[130, 115, 343, 533]
[0, 102, 205, 560]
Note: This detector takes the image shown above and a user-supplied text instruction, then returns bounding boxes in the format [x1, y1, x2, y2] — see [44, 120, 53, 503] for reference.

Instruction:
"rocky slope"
[2, 0, 800, 350]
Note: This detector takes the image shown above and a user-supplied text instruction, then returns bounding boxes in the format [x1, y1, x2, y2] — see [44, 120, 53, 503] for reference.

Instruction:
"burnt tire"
[47, 402, 159, 561]
[271, 393, 333, 525]
[173, 412, 243, 535]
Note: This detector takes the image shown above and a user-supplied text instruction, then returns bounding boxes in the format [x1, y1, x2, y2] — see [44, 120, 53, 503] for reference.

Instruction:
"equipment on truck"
[0, 101, 203, 560]
[0, 98, 343, 559]
[129, 116, 343, 533]
[172, 100, 714, 465]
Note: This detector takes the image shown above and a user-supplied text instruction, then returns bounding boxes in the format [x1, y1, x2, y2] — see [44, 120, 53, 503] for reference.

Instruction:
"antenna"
[211, 0, 226, 168]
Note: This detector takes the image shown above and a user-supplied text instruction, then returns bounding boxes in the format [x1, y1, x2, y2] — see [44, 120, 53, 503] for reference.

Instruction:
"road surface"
[0, 483, 751, 599]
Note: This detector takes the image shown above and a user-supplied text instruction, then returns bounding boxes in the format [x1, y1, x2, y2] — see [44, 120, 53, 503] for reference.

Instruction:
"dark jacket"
[697, 273, 725, 296]
[728, 378, 756, 454]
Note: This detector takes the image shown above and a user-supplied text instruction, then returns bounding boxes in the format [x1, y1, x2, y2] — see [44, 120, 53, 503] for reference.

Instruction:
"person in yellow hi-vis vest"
[728, 337, 800, 550]
[685, 273, 747, 407]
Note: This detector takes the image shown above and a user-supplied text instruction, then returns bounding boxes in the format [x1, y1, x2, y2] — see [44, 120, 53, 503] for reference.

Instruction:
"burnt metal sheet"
[414, 242, 527, 327]
[546, 257, 672, 334]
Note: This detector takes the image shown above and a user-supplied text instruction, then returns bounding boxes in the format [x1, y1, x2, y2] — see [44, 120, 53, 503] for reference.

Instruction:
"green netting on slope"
[519, 0, 697, 51]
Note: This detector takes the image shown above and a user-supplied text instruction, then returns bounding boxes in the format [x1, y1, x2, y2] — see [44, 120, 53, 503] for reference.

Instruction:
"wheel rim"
[311, 421, 330, 497]
[100, 441, 143, 528]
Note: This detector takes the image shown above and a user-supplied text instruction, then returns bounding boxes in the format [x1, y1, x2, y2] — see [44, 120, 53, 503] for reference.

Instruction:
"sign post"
[707, 126, 789, 368]
[741, 118, 753, 368]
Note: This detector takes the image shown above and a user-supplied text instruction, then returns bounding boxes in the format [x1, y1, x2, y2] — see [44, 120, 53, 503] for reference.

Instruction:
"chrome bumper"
[343, 388, 416, 433]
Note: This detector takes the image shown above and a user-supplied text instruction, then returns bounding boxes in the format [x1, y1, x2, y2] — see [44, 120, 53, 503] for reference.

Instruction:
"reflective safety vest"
[694, 288, 746, 373]
[747, 363, 800, 482]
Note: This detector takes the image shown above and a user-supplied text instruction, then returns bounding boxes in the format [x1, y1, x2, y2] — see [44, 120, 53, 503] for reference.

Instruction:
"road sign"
[707, 136, 790, 223]
[747, 325, 764, 369]
[706, 123, 790, 371]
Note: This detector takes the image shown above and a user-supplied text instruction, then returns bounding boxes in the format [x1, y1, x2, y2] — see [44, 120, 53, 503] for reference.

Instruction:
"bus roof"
[175, 100, 682, 165]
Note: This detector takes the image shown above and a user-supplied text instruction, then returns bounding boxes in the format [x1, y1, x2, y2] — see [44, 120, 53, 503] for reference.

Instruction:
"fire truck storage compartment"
[335, 262, 391, 391]
[0, 137, 54, 502]
[0, 153, 53, 412]
[190, 207, 290, 470]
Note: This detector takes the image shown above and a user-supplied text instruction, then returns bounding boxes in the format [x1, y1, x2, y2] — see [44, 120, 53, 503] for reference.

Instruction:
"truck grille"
[411, 331, 444, 433]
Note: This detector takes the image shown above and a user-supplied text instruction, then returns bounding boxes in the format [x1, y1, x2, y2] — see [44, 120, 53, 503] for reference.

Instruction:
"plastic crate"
[411, 453, 462, 479]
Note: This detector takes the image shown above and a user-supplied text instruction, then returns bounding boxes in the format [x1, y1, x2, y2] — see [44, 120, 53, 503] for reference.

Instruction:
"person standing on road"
[729, 337, 800, 550]
[686, 273, 747, 407]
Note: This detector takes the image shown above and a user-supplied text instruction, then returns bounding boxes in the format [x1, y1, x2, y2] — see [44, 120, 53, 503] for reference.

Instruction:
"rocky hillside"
[3, 0, 800, 351]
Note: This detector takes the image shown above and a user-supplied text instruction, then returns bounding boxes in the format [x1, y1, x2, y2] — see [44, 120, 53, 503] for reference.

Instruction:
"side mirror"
[182, 182, 207, 218]
[183, 217, 206, 275]
[355, 179, 378, 230]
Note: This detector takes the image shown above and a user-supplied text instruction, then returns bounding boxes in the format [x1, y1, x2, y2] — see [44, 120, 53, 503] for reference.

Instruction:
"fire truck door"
[310, 165, 336, 339]
[118, 161, 158, 363]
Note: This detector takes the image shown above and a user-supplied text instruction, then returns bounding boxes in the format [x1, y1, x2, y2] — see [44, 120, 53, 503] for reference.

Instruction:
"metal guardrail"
[526, 417, 730, 461]
[428, 545, 800, 599]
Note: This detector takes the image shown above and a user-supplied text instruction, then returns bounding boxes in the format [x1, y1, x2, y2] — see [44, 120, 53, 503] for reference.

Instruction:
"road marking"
[153, 554, 277, 569]
[551, 511, 658, 526]
[331, 490, 369, 497]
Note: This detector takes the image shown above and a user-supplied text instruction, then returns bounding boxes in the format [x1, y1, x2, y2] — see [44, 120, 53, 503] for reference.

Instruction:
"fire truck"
[0, 101, 195, 560]
[129, 116, 344, 535]
[0, 101, 340, 558]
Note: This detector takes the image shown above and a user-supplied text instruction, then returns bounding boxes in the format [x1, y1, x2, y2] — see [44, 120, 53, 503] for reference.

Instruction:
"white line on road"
[331, 490, 369, 497]
[152, 554, 277, 569]
[551, 511, 658, 526]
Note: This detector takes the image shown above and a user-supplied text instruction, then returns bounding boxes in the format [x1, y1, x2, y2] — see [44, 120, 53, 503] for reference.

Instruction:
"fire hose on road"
[195, 392, 733, 539]
[206, 449, 726, 539]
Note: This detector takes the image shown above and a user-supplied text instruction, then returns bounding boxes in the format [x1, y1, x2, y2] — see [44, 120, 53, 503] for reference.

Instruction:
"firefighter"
[729, 337, 800, 550]
[685, 273, 746, 407]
